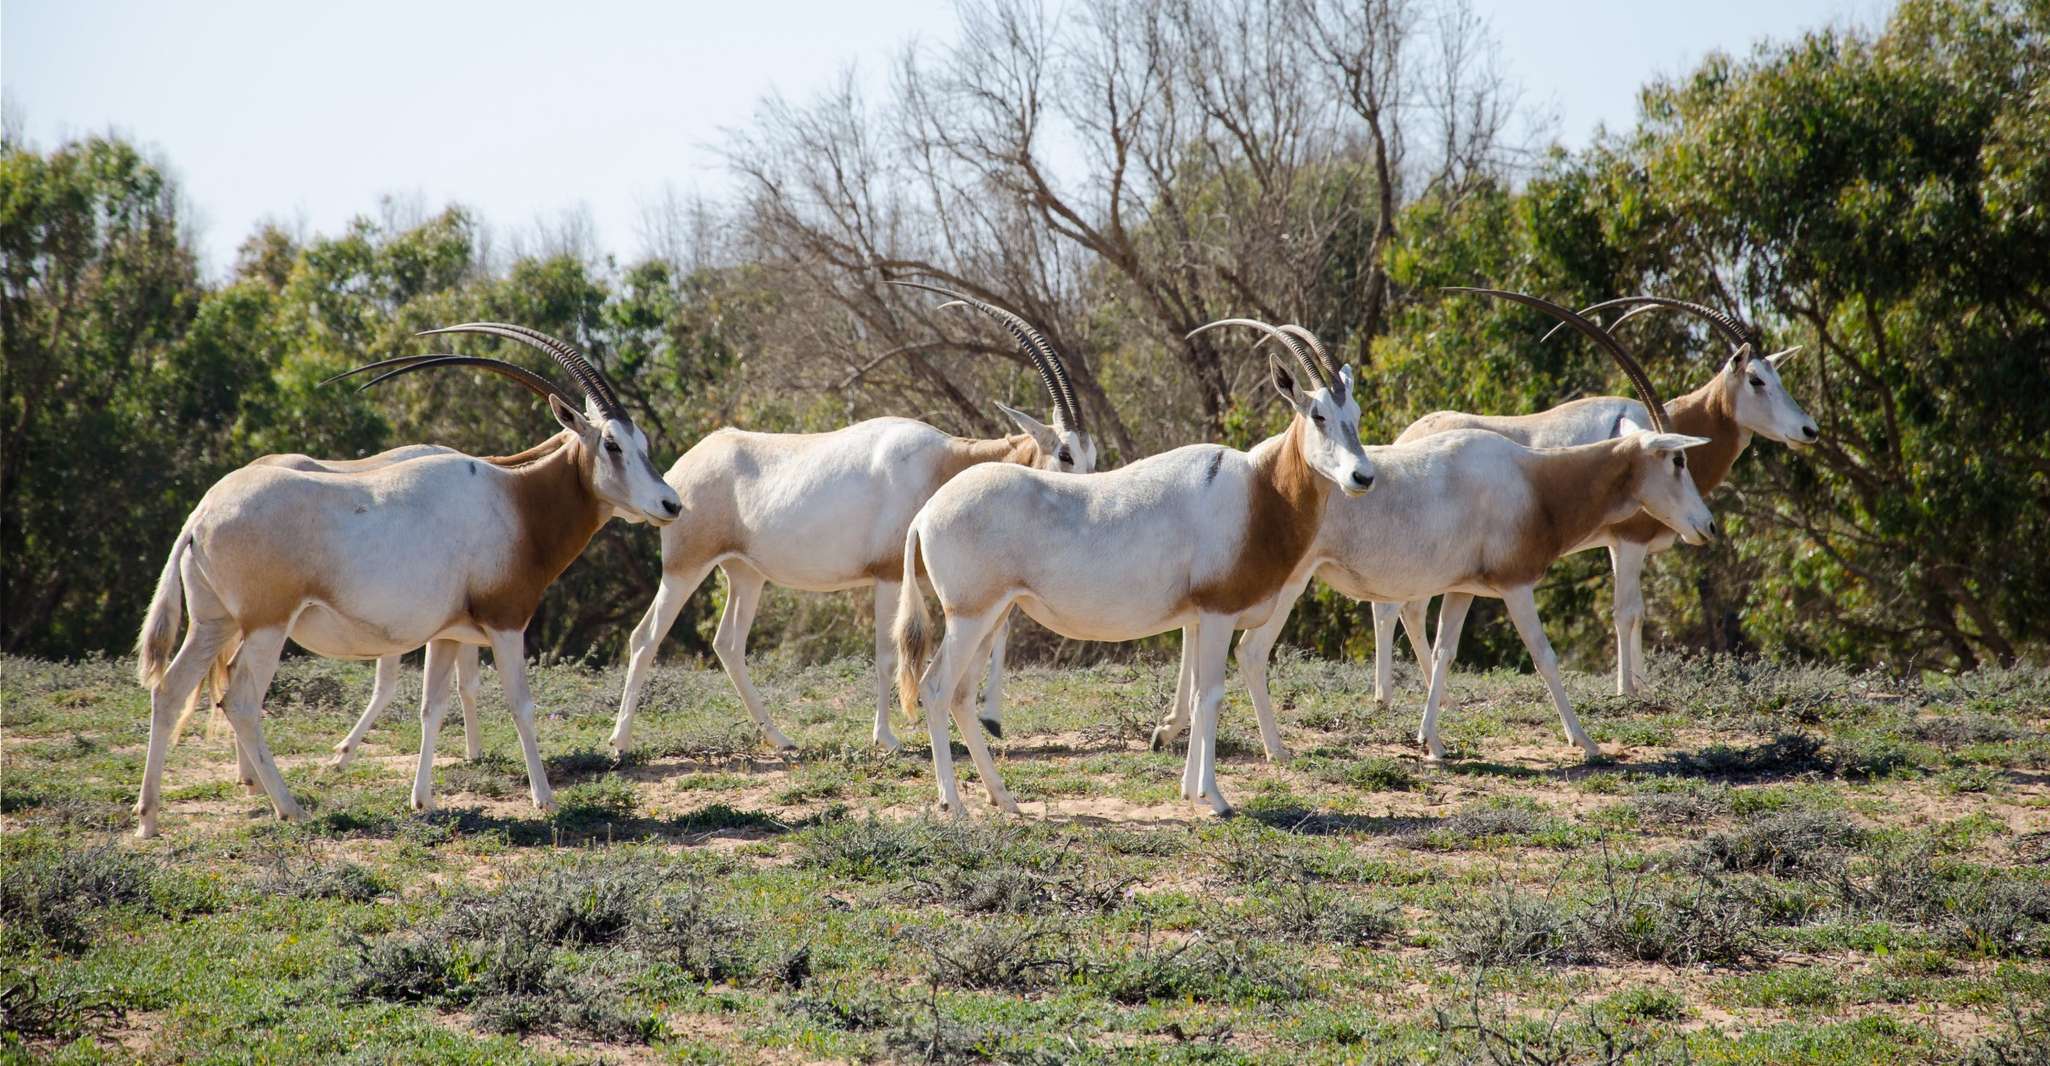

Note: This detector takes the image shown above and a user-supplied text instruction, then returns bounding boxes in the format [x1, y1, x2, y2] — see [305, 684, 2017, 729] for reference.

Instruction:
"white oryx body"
[132, 325, 679, 838]
[897, 321, 1374, 817]
[1148, 291, 1720, 763]
[1388, 297, 1818, 695]
[609, 285, 1097, 756]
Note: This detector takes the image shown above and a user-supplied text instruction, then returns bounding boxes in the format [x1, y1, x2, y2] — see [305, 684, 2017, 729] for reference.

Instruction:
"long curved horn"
[1445, 288, 1672, 434]
[889, 280, 1083, 432]
[1539, 295, 1756, 350]
[1187, 318, 1330, 397]
[418, 323, 629, 422]
[1277, 325, 1342, 387]
[328, 355, 580, 404]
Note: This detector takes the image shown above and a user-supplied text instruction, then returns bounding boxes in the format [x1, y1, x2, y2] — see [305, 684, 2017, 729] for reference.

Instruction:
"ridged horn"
[325, 355, 580, 405]
[1445, 288, 1672, 434]
[889, 280, 1083, 432]
[417, 323, 629, 422]
[1539, 295, 1757, 351]
[1187, 318, 1330, 399]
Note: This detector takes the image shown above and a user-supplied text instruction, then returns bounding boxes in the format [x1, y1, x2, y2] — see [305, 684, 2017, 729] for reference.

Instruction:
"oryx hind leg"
[1150, 630, 1197, 753]
[135, 615, 236, 839]
[329, 653, 405, 770]
[1417, 594, 1475, 761]
[711, 561, 797, 752]
[611, 558, 715, 755]
[217, 626, 302, 823]
[917, 605, 1006, 817]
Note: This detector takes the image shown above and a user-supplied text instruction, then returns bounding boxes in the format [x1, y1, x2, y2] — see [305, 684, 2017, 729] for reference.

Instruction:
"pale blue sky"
[6, 0, 1886, 274]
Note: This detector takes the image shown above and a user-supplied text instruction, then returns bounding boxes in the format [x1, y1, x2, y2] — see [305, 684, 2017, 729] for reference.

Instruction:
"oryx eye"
[1748, 376, 1765, 388]
[1673, 454, 1686, 471]
[1311, 413, 1327, 425]
[605, 439, 623, 455]
[1058, 448, 1074, 465]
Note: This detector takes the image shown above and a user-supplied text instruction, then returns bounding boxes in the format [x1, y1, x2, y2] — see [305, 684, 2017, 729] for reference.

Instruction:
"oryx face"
[1622, 419, 1716, 545]
[1727, 346, 1820, 446]
[552, 396, 681, 526]
[996, 401, 1099, 474]
[1275, 358, 1374, 497]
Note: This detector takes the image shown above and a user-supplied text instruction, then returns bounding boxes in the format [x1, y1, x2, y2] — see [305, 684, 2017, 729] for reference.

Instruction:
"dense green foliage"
[2, 0, 2044, 670]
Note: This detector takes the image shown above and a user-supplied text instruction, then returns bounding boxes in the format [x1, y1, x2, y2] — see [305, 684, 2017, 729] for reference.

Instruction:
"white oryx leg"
[1183, 616, 1237, 816]
[487, 630, 556, 812]
[1371, 601, 1401, 706]
[1609, 540, 1650, 696]
[1237, 575, 1310, 763]
[916, 606, 1004, 817]
[872, 578, 907, 753]
[1502, 584, 1599, 758]
[135, 620, 235, 839]
[1150, 629, 1197, 753]
[217, 626, 302, 823]
[1417, 594, 1475, 761]
[712, 563, 798, 752]
[611, 560, 715, 755]
[456, 644, 484, 761]
[976, 612, 1011, 738]
[329, 654, 405, 770]
[951, 621, 1019, 814]
[1398, 598, 1443, 713]
[406, 640, 462, 812]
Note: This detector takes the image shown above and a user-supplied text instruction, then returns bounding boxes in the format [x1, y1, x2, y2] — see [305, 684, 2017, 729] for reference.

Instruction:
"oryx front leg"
[1371, 600, 1401, 706]
[712, 563, 798, 752]
[1417, 594, 1474, 761]
[1234, 595, 1298, 763]
[1179, 617, 1238, 816]
[611, 560, 713, 755]
[1502, 585, 1600, 758]
[406, 640, 462, 813]
[1608, 541, 1650, 696]
[330, 653, 404, 770]
[217, 626, 303, 824]
[486, 631, 556, 814]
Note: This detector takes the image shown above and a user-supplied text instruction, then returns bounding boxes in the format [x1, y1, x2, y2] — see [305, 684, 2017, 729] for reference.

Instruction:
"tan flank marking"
[1189, 421, 1327, 614]
[861, 434, 1044, 582]
[1481, 443, 1641, 587]
[1609, 373, 1742, 545]
[468, 436, 607, 631]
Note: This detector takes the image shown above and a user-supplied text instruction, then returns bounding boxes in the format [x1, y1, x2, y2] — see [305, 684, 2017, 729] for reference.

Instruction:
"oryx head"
[1189, 319, 1374, 497]
[332, 323, 682, 526]
[1457, 287, 1718, 545]
[890, 280, 1099, 473]
[1555, 295, 1820, 447]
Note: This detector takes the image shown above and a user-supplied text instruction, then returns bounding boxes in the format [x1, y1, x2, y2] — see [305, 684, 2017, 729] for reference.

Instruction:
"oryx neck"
[1664, 374, 1747, 496]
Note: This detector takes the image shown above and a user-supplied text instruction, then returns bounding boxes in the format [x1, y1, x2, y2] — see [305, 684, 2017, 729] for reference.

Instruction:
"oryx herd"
[132, 285, 1814, 838]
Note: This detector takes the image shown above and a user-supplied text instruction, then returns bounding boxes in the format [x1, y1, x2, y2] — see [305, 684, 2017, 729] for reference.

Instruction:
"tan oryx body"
[169, 439, 577, 783]
[609, 286, 1096, 755]
[1150, 291, 1720, 763]
[132, 326, 679, 838]
[896, 320, 1374, 817]
[1389, 295, 1818, 696]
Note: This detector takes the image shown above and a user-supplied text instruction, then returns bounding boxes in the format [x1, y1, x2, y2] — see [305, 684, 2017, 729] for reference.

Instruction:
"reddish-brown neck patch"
[469, 436, 607, 631]
[1664, 372, 1745, 496]
[1190, 420, 1329, 615]
[1483, 443, 1642, 587]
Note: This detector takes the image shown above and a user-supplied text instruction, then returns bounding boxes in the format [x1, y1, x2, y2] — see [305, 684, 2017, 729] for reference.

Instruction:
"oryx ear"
[548, 393, 592, 436]
[1618, 415, 1648, 438]
[1268, 353, 1309, 410]
[995, 401, 1060, 452]
[1727, 342, 1756, 369]
[1338, 363, 1357, 400]
[1644, 433, 1713, 453]
[1765, 345, 1803, 369]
